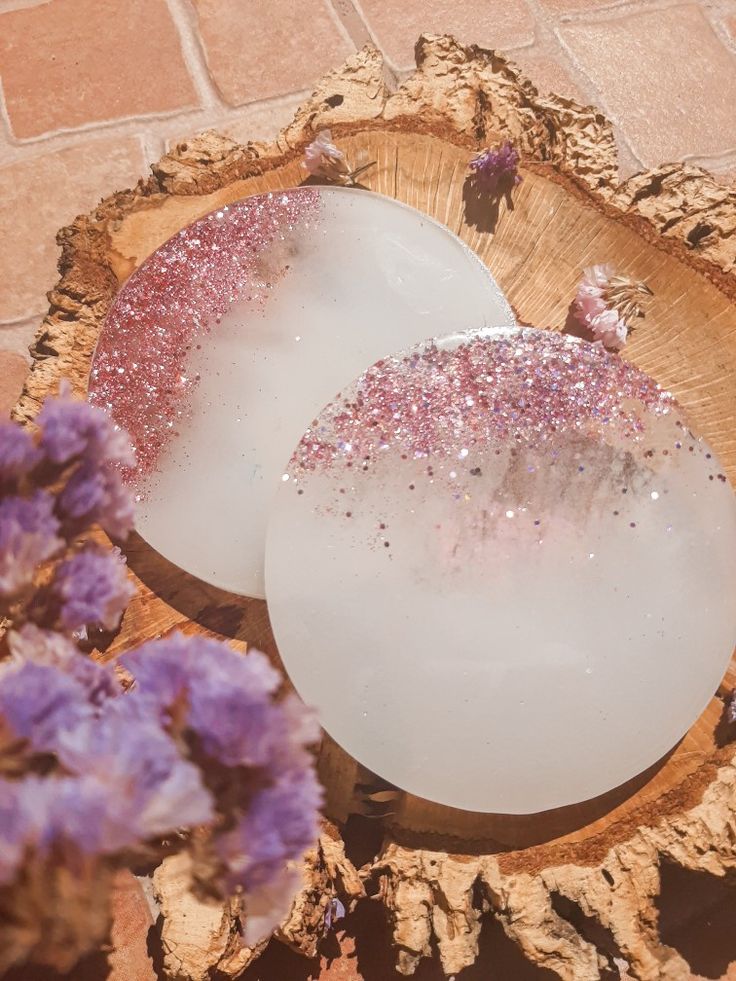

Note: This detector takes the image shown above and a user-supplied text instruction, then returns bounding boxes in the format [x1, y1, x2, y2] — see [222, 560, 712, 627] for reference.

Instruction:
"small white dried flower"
[572, 264, 653, 351]
[302, 130, 375, 186]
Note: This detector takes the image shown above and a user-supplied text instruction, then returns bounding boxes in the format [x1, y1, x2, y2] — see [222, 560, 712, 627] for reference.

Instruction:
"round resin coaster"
[266, 327, 736, 814]
[88, 187, 513, 598]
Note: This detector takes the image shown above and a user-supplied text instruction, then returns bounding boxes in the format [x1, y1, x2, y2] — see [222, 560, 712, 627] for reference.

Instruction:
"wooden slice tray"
[14, 34, 736, 981]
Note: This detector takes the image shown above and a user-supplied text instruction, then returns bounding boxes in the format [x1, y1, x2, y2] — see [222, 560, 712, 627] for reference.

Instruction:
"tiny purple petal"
[7, 624, 119, 706]
[324, 897, 346, 933]
[0, 491, 63, 596]
[0, 424, 42, 480]
[0, 661, 95, 753]
[58, 462, 135, 539]
[38, 385, 134, 468]
[217, 768, 323, 894]
[51, 545, 134, 632]
[56, 700, 213, 849]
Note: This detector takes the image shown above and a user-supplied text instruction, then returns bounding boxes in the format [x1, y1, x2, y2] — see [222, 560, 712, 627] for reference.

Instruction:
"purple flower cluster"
[0, 392, 322, 973]
[0, 388, 135, 624]
[0, 630, 322, 970]
[51, 545, 135, 633]
[37, 386, 134, 469]
[0, 425, 41, 480]
[0, 491, 62, 595]
[468, 141, 523, 194]
[122, 633, 323, 941]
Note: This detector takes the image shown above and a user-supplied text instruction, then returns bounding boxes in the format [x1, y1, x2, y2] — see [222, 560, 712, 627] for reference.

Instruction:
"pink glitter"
[88, 189, 321, 476]
[290, 329, 676, 476]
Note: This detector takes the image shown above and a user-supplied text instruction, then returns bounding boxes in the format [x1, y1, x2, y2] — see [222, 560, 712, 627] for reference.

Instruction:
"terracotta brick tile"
[0, 138, 147, 324]
[358, 0, 535, 72]
[0, 351, 29, 418]
[0, 0, 197, 139]
[505, 45, 591, 103]
[560, 6, 736, 166]
[192, 0, 354, 106]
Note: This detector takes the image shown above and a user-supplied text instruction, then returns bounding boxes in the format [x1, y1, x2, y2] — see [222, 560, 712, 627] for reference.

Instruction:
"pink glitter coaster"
[88, 187, 513, 597]
[266, 327, 736, 813]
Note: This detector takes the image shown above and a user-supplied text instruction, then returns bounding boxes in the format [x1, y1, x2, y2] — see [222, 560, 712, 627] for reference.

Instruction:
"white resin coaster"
[265, 327, 736, 814]
[89, 187, 514, 598]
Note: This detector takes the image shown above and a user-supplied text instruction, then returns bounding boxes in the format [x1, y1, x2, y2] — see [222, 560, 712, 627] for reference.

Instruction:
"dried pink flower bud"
[303, 130, 351, 183]
[303, 130, 375, 186]
[572, 264, 652, 350]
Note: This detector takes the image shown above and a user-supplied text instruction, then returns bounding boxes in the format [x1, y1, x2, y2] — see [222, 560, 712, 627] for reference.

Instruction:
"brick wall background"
[2, 0, 736, 411]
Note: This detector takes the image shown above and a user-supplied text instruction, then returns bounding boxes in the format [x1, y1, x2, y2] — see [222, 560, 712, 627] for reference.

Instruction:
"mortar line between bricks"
[338, 0, 408, 81]
[163, 0, 225, 110]
[0, 81, 16, 145]
[0, 89, 312, 167]
[0, 316, 43, 330]
[322, 0, 360, 54]
[511, 0, 596, 89]
[552, 23, 646, 167]
[0, 0, 46, 11]
[555, 0, 736, 28]
[682, 148, 736, 164]
[0, 104, 204, 150]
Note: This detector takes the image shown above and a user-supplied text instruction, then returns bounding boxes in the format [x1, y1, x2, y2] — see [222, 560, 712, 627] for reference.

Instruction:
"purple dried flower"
[0, 774, 123, 885]
[0, 492, 63, 596]
[122, 632, 322, 939]
[58, 462, 135, 539]
[0, 780, 31, 883]
[37, 384, 134, 468]
[468, 141, 522, 194]
[50, 545, 134, 632]
[123, 633, 319, 770]
[0, 661, 95, 755]
[324, 897, 346, 933]
[7, 625, 119, 706]
[55, 701, 213, 850]
[218, 770, 323, 892]
[0, 424, 41, 481]
[216, 768, 323, 942]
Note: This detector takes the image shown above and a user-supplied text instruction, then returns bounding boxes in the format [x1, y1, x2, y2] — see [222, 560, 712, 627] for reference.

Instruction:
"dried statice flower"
[573, 264, 653, 351]
[728, 691, 736, 724]
[468, 141, 523, 194]
[7, 624, 118, 706]
[303, 129, 375, 186]
[0, 491, 63, 597]
[0, 394, 323, 968]
[55, 700, 213, 850]
[0, 660, 96, 760]
[50, 545, 134, 633]
[0, 424, 42, 481]
[122, 632, 323, 942]
[58, 461, 135, 539]
[37, 382, 134, 469]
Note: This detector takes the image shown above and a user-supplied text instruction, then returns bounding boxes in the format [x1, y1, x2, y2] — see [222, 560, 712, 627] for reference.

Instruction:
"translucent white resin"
[265, 328, 736, 813]
[123, 189, 514, 596]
